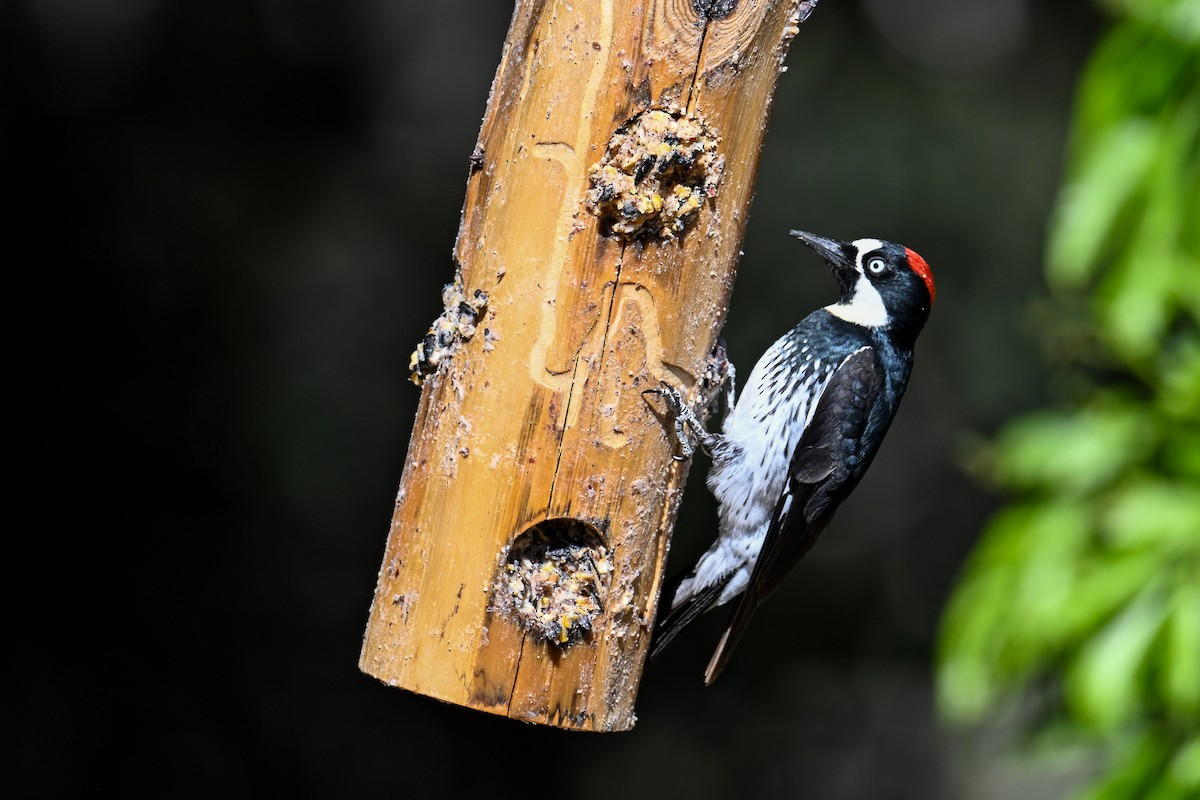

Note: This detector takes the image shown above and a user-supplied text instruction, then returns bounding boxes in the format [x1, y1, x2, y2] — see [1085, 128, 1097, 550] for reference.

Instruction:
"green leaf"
[1056, 551, 1162, 644]
[1161, 582, 1200, 720]
[1095, 91, 1200, 361]
[938, 503, 1092, 721]
[1047, 121, 1157, 291]
[1157, 339, 1200, 421]
[1066, 584, 1169, 733]
[1163, 424, 1200, 481]
[1095, 178, 1176, 362]
[990, 406, 1155, 495]
[1103, 479, 1200, 550]
[1166, 736, 1200, 792]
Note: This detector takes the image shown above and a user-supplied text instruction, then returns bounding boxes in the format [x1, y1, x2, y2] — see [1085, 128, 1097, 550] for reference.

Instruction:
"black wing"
[703, 346, 884, 684]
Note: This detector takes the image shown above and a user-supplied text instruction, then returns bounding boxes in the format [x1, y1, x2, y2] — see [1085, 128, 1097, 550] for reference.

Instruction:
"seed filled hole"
[493, 518, 611, 647]
[584, 107, 724, 241]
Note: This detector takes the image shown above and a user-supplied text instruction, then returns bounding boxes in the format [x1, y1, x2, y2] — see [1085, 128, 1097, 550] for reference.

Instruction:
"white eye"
[867, 257, 887, 274]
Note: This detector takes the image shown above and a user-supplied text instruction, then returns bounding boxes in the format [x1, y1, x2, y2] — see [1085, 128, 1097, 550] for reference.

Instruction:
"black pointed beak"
[789, 230, 854, 271]
[790, 230, 858, 297]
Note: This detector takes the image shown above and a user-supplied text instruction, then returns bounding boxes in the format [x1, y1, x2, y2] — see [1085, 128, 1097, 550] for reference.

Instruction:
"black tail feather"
[647, 572, 728, 663]
[703, 591, 763, 684]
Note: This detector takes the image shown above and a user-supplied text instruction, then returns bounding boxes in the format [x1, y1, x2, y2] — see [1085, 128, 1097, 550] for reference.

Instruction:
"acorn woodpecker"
[646, 230, 935, 683]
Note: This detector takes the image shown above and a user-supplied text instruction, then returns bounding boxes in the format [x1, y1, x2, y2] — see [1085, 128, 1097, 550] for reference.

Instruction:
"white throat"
[826, 273, 890, 328]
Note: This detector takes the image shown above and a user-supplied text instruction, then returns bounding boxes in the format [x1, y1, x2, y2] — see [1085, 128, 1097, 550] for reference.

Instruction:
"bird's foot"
[642, 381, 709, 461]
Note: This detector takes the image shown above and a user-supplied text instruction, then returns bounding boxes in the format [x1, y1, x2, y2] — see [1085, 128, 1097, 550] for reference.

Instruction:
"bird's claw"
[644, 380, 699, 461]
[643, 380, 681, 406]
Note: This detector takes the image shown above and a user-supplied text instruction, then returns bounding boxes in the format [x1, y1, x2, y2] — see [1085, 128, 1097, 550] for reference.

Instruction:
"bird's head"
[790, 230, 934, 343]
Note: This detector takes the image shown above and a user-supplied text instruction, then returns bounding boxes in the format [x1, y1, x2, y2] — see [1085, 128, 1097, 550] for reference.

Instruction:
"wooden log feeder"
[360, 0, 817, 731]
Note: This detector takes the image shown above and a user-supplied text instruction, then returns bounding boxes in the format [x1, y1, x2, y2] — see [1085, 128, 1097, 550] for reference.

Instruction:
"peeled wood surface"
[360, 0, 808, 731]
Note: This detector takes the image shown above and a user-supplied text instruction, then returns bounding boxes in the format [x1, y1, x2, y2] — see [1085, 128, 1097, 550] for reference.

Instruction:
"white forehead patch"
[850, 238, 885, 272]
[826, 273, 890, 327]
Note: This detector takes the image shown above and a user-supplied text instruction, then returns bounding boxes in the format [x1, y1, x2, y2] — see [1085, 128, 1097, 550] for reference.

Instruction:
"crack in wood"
[545, 363, 583, 510]
[684, 7, 715, 113]
[506, 631, 528, 715]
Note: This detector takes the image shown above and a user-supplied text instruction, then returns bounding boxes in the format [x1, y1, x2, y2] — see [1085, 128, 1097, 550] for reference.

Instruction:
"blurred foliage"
[938, 0, 1200, 798]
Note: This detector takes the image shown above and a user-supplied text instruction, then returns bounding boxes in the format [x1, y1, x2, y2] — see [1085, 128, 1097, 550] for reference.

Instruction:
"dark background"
[11, 0, 1102, 796]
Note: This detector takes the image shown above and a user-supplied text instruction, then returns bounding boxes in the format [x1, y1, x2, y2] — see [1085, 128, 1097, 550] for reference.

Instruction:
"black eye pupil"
[869, 258, 885, 273]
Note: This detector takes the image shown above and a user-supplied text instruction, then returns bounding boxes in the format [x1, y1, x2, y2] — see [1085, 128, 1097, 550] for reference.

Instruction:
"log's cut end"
[359, 468, 681, 732]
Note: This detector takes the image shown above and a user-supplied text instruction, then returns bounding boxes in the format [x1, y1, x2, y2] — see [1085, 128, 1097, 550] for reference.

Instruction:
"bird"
[645, 230, 935, 684]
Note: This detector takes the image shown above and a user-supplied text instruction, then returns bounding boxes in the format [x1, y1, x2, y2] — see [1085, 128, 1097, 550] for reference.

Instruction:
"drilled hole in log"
[493, 518, 612, 646]
[585, 108, 724, 241]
